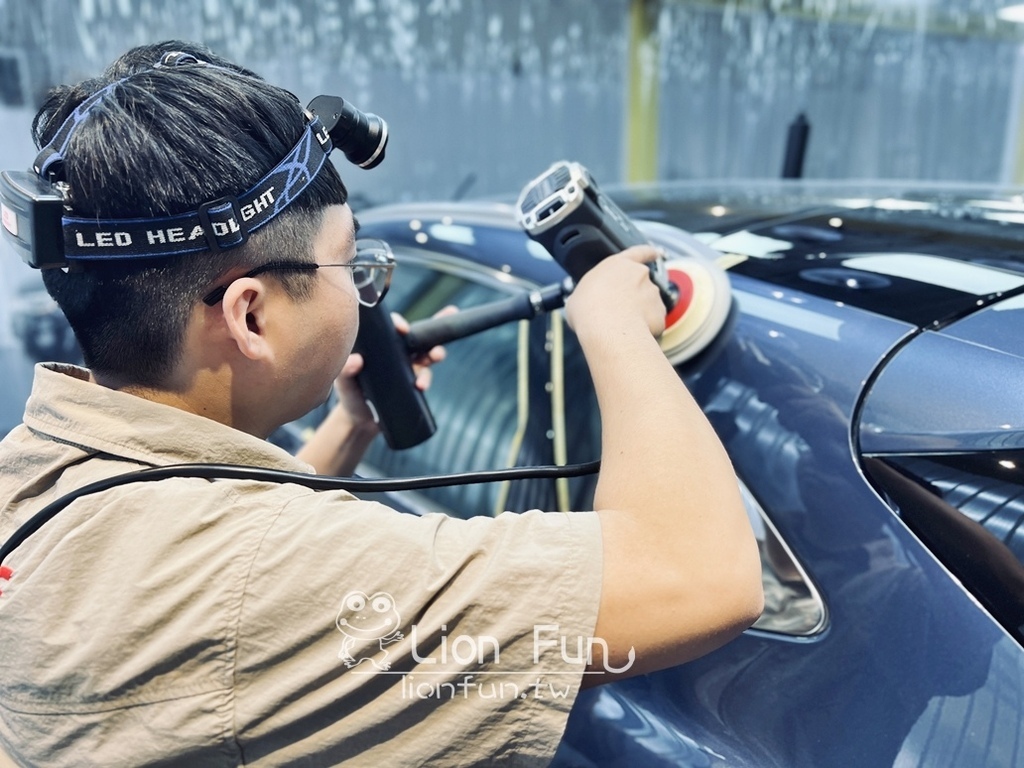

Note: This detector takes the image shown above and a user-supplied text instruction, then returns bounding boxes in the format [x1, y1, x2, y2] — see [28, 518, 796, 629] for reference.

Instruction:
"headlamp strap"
[36, 52, 221, 182]
[34, 80, 127, 182]
[60, 116, 333, 260]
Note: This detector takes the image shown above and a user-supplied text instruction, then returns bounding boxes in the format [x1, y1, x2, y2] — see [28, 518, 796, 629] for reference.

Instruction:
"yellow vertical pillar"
[1006, 50, 1024, 184]
[624, 0, 661, 183]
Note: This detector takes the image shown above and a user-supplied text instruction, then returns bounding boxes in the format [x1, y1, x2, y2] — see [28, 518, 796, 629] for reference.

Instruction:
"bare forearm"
[583, 317, 736, 515]
[563, 247, 762, 679]
[296, 404, 378, 476]
[582, 317, 762, 674]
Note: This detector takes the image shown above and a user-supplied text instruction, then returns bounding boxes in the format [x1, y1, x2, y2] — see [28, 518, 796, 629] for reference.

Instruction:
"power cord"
[0, 460, 601, 566]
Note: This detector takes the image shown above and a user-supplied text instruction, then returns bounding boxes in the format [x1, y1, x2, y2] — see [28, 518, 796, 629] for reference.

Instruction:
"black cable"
[0, 460, 601, 566]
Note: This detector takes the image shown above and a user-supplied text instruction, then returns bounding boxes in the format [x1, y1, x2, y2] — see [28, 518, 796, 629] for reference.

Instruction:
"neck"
[92, 369, 277, 439]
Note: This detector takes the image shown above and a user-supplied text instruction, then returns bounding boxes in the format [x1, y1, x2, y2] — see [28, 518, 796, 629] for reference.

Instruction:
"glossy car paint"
[4, 183, 1022, 766]
[357, 188, 1024, 767]
[861, 326, 1024, 454]
[559, 274, 1018, 767]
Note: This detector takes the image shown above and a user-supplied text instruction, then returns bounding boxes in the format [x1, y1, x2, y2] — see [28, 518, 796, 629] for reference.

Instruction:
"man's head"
[33, 41, 350, 389]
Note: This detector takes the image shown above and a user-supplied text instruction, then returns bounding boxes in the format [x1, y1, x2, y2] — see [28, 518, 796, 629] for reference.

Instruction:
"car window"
[864, 451, 1024, 645]
[359, 259, 565, 518]
[734, 478, 828, 636]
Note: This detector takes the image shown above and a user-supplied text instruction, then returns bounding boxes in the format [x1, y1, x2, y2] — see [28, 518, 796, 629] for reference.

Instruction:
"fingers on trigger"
[390, 312, 410, 333]
[416, 368, 432, 391]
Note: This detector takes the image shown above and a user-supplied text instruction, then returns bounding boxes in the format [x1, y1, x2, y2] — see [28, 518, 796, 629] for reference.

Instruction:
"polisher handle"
[353, 283, 566, 450]
[549, 223, 678, 312]
[353, 302, 436, 450]
[403, 282, 567, 355]
[517, 161, 678, 311]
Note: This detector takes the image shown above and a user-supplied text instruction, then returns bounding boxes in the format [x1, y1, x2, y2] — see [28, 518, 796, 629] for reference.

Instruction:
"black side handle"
[404, 282, 567, 355]
[353, 303, 436, 450]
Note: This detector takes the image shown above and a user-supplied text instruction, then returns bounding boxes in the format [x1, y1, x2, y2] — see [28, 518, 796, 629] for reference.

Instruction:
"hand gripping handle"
[353, 303, 436, 450]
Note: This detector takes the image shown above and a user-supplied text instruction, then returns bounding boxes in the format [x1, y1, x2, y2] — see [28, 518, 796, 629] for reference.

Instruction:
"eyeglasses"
[202, 238, 395, 308]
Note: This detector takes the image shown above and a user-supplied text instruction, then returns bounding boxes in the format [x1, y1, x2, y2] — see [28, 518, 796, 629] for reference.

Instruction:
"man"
[0, 41, 762, 766]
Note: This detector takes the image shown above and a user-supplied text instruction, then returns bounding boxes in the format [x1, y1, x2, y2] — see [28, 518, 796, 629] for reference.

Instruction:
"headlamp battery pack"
[0, 170, 67, 269]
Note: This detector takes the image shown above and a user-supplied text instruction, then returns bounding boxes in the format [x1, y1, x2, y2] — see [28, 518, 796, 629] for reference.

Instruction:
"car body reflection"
[5, 181, 1024, 766]
[352, 182, 1024, 767]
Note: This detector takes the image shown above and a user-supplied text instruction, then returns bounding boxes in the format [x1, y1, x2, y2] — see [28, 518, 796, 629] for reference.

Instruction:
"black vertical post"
[782, 113, 811, 179]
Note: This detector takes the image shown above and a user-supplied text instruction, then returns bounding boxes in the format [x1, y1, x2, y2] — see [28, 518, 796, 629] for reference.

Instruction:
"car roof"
[360, 182, 1024, 333]
[610, 180, 1024, 330]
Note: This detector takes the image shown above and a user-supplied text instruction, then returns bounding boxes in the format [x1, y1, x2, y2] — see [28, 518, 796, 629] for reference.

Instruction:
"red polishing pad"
[658, 257, 732, 365]
[664, 268, 694, 329]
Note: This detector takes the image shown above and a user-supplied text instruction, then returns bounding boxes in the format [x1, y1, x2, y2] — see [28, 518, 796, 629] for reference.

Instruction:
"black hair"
[34, 41, 349, 387]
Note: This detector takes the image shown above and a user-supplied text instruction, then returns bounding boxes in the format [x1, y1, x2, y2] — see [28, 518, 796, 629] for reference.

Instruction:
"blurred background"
[2, 0, 1024, 427]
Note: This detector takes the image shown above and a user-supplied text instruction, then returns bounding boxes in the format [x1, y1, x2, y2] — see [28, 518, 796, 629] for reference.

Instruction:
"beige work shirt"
[0, 364, 603, 766]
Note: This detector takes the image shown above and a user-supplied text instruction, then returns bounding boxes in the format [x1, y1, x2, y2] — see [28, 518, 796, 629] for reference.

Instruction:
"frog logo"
[336, 591, 404, 671]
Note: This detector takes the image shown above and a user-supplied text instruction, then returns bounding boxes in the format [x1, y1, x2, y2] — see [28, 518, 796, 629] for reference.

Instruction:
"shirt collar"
[23, 363, 312, 473]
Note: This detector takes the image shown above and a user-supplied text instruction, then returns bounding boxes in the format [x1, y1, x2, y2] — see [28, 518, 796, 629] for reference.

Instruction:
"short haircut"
[33, 41, 349, 387]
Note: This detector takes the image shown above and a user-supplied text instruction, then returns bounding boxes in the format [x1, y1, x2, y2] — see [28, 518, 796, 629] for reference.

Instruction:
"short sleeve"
[231, 489, 603, 767]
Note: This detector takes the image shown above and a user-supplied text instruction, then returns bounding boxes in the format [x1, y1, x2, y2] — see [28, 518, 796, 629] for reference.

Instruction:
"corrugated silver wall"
[656, 0, 1020, 181]
[1, 0, 1020, 203]
[1, 0, 1022, 419]
[0, 0, 630, 207]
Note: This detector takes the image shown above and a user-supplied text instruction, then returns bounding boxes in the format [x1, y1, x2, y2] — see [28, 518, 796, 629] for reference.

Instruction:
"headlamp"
[0, 54, 389, 269]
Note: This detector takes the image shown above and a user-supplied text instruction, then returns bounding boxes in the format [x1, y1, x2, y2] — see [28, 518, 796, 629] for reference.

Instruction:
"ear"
[220, 278, 275, 362]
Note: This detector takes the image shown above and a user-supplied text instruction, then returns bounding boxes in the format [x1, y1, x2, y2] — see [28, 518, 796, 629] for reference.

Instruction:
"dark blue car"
[348, 181, 1024, 768]
[3, 180, 1023, 766]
